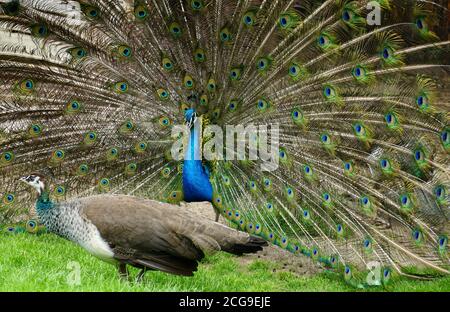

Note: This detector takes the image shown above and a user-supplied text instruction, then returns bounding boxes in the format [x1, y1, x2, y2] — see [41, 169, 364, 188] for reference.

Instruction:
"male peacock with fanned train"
[0, 0, 449, 287]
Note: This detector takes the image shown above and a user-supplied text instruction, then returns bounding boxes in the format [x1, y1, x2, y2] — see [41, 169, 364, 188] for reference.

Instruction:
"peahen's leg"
[215, 210, 220, 222]
[136, 268, 147, 283]
[118, 263, 129, 280]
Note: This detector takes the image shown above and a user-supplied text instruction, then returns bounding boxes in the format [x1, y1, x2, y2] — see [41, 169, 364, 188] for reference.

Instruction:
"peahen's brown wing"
[79, 195, 265, 275]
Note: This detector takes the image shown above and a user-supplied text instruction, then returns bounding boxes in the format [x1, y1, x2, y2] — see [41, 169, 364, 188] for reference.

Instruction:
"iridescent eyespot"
[135, 141, 148, 153]
[342, 9, 351, 22]
[19, 79, 35, 93]
[200, 94, 208, 106]
[83, 5, 100, 19]
[78, 164, 89, 175]
[66, 100, 82, 114]
[323, 85, 336, 99]
[219, 27, 232, 42]
[126, 163, 137, 175]
[84, 131, 97, 145]
[183, 75, 195, 89]
[194, 48, 206, 62]
[134, 5, 148, 20]
[157, 88, 169, 100]
[118, 45, 132, 58]
[228, 100, 238, 112]
[54, 185, 66, 197]
[257, 57, 270, 71]
[161, 167, 171, 178]
[162, 57, 174, 71]
[278, 14, 291, 29]
[114, 82, 129, 94]
[70, 47, 88, 59]
[31, 24, 48, 37]
[159, 117, 171, 127]
[321, 134, 330, 144]
[440, 127, 449, 147]
[412, 229, 423, 243]
[169, 22, 183, 37]
[381, 46, 393, 60]
[242, 11, 256, 26]
[256, 98, 270, 111]
[26, 220, 39, 233]
[190, 0, 204, 10]
[3, 193, 15, 204]
[343, 161, 353, 172]
[229, 67, 242, 81]
[52, 149, 65, 162]
[29, 124, 42, 137]
[207, 78, 216, 92]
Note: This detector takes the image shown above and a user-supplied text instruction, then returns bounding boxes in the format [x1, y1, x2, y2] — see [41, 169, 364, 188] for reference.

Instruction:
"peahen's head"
[184, 108, 197, 128]
[20, 173, 45, 195]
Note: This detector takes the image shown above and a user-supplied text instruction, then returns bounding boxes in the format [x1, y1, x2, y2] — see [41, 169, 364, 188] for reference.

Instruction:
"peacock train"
[0, 0, 449, 285]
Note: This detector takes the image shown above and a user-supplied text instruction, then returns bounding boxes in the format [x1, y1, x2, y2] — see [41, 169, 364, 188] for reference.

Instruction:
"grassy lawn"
[0, 233, 449, 292]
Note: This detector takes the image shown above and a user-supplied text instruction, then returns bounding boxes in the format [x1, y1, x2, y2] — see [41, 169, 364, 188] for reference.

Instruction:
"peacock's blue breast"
[182, 159, 213, 202]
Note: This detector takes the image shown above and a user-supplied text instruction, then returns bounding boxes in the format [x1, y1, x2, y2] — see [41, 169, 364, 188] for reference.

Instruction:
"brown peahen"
[19, 173, 267, 279]
[0, 0, 449, 285]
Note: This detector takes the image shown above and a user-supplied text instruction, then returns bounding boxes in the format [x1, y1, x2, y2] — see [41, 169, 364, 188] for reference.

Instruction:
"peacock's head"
[20, 174, 45, 195]
[184, 108, 197, 128]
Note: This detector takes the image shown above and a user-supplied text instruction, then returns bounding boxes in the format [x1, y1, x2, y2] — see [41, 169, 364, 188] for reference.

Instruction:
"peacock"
[18, 172, 267, 279]
[0, 0, 449, 285]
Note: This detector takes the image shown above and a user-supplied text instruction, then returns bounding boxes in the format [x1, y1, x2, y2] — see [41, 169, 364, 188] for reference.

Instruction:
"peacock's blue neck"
[182, 121, 213, 202]
[35, 191, 54, 214]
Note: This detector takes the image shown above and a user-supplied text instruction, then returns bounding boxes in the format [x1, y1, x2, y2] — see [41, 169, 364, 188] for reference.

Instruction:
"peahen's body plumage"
[0, 0, 449, 283]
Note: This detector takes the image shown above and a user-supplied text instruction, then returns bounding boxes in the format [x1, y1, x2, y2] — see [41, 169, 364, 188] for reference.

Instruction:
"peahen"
[19, 173, 267, 279]
[0, 0, 449, 284]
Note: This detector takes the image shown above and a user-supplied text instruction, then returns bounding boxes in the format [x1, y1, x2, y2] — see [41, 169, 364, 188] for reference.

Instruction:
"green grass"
[0, 233, 449, 292]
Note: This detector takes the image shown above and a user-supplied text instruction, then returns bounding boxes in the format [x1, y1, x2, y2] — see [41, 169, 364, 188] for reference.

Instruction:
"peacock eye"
[191, 0, 203, 10]
[382, 47, 392, 60]
[342, 10, 350, 21]
[118, 45, 132, 58]
[134, 5, 148, 20]
[169, 22, 182, 37]
[243, 11, 256, 26]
